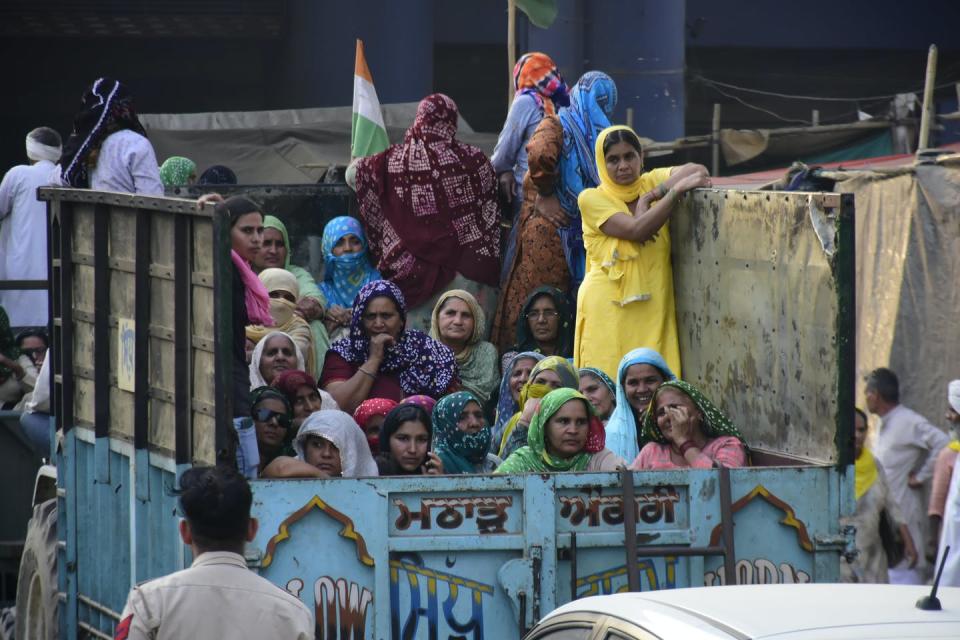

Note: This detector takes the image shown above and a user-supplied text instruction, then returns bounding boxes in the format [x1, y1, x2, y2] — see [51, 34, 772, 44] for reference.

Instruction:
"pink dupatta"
[231, 250, 273, 326]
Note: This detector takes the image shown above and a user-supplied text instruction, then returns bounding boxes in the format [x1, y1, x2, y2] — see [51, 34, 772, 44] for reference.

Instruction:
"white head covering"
[294, 410, 379, 477]
[249, 330, 306, 389]
[949, 380, 960, 415]
[26, 130, 62, 163]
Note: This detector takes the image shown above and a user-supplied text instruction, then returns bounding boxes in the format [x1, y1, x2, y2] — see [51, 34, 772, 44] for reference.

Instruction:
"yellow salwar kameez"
[573, 126, 681, 380]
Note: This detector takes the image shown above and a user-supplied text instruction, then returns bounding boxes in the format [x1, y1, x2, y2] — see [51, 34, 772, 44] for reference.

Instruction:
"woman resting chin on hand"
[629, 380, 747, 470]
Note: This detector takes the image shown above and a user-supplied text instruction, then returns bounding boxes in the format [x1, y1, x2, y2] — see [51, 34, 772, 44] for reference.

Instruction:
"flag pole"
[507, 0, 516, 111]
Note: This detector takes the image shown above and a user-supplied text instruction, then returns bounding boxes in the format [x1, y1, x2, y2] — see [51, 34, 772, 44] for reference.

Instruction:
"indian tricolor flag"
[352, 39, 390, 159]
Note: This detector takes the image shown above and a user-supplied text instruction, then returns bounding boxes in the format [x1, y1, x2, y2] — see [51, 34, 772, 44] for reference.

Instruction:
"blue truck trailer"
[12, 183, 855, 639]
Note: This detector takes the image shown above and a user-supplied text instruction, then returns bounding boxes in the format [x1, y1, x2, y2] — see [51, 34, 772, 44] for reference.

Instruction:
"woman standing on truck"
[375, 404, 445, 476]
[432, 391, 501, 474]
[320, 280, 458, 413]
[353, 94, 500, 309]
[492, 52, 568, 227]
[60, 77, 163, 196]
[605, 348, 676, 462]
[496, 388, 623, 474]
[492, 71, 617, 352]
[429, 290, 499, 406]
[255, 215, 330, 374]
[629, 380, 747, 470]
[573, 125, 709, 380]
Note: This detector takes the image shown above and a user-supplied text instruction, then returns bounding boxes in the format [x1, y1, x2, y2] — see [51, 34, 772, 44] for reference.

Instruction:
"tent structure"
[140, 103, 499, 184]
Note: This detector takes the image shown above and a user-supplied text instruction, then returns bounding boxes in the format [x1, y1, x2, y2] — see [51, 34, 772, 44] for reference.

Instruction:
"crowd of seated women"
[217, 51, 743, 480]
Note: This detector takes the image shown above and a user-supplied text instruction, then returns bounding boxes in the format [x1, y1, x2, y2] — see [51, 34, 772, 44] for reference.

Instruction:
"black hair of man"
[176, 465, 252, 552]
[865, 367, 900, 404]
[28, 127, 62, 148]
[15, 328, 49, 348]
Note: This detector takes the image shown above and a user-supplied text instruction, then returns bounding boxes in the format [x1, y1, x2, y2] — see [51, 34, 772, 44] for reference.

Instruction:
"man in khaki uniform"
[114, 466, 312, 639]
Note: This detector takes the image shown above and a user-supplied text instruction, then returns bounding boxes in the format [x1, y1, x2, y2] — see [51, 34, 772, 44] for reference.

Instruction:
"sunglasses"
[252, 408, 292, 429]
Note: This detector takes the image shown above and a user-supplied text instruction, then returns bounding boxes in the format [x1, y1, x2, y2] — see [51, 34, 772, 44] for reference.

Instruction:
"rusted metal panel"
[671, 189, 852, 462]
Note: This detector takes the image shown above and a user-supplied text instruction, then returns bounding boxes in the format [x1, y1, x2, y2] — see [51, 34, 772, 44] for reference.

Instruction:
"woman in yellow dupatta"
[497, 355, 579, 459]
[573, 125, 710, 379]
[842, 408, 917, 583]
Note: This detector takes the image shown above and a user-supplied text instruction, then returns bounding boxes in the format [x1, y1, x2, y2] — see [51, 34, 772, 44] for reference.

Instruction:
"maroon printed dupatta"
[354, 94, 501, 307]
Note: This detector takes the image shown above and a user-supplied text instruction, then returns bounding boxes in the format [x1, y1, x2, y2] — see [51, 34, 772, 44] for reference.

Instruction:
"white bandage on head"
[949, 379, 960, 414]
[26, 132, 62, 163]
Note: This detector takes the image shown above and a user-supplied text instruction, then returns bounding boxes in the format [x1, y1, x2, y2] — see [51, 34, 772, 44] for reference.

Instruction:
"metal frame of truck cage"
[40, 187, 235, 635]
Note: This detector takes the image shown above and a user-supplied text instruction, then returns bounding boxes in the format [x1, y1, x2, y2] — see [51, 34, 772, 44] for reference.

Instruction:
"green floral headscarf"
[640, 380, 745, 445]
[159, 156, 196, 187]
[496, 388, 605, 473]
[432, 391, 492, 474]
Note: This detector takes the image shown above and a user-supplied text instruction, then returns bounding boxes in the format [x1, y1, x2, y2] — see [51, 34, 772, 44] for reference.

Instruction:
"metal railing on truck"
[36, 184, 856, 640]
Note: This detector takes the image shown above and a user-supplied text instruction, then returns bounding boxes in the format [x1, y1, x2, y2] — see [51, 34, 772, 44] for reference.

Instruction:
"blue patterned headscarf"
[318, 216, 381, 308]
[604, 347, 676, 462]
[330, 280, 457, 398]
[556, 71, 618, 289]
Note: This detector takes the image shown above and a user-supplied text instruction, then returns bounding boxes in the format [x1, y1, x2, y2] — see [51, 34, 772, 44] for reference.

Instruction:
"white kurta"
[936, 458, 960, 585]
[0, 160, 60, 326]
[89, 129, 163, 196]
[875, 404, 950, 576]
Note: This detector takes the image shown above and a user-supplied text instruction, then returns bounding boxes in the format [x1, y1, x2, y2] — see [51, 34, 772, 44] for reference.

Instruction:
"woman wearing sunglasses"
[250, 386, 295, 475]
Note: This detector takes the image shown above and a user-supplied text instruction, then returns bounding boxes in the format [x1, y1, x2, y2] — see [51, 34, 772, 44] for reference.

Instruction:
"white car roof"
[542, 584, 960, 639]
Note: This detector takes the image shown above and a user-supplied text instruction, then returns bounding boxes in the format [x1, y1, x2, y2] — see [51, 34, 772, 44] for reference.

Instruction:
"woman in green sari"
[432, 391, 501, 474]
[496, 388, 624, 473]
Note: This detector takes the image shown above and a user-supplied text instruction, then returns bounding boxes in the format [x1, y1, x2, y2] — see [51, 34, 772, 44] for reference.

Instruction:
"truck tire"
[15, 499, 58, 640]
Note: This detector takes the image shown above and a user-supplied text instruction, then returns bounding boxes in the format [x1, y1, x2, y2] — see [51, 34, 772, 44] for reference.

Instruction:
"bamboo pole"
[711, 103, 721, 176]
[508, 0, 517, 111]
[918, 44, 938, 150]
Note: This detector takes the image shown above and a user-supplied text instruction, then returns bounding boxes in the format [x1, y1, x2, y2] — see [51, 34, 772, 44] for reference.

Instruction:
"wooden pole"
[508, 0, 517, 112]
[918, 44, 938, 150]
[711, 103, 721, 176]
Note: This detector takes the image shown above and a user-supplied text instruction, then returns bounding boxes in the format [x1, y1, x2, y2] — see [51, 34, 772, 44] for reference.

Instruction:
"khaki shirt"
[115, 551, 312, 639]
